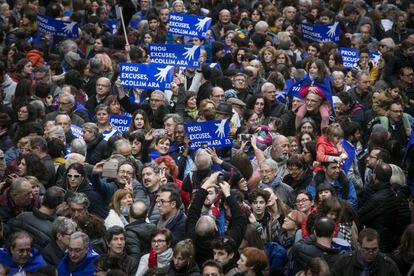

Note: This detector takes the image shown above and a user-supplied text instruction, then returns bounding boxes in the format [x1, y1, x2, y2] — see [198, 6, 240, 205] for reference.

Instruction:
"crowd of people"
[0, 0, 413, 275]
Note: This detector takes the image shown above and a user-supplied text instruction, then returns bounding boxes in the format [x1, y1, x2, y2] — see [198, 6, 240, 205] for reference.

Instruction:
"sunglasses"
[67, 174, 81, 179]
[190, 1, 200, 5]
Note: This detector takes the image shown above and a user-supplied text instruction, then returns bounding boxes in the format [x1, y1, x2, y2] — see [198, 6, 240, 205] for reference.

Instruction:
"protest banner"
[71, 125, 83, 138]
[119, 62, 174, 90]
[168, 13, 212, 38]
[370, 51, 381, 65]
[37, 14, 79, 38]
[149, 44, 201, 68]
[185, 120, 232, 150]
[339, 48, 359, 69]
[110, 115, 132, 133]
[301, 22, 340, 43]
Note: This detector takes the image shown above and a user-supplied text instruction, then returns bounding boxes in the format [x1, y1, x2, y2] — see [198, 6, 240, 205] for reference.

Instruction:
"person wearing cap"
[227, 97, 246, 129]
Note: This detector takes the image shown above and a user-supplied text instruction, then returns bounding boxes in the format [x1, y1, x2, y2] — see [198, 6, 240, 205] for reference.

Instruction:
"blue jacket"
[0, 247, 46, 275]
[57, 246, 99, 276]
[307, 179, 358, 209]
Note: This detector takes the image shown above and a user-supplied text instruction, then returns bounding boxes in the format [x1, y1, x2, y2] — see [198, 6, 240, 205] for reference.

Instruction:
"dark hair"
[373, 162, 392, 183]
[303, 141, 317, 163]
[370, 147, 390, 163]
[0, 113, 11, 129]
[7, 231, 32, 250]
[105, 226, 125, 244]
[43, 186, 65, 209]
[47, 138, 66, 158]
[127, 109, 150, 134]
[341, 121, 361, 140]
[358, 228, 380, 244]
[287, 154, 306, 169]
[151, 228, 173, 247]
[242, 224, 265, 250]
[314, 217, 335, 238]
[35, 265, 57, 276]
[159, 183, 182, 209]
[296, 190, 313, 201]
[30, 136, 48, 153]
[18, 153, 46, 180]
[248, 189, 270, 204]
[77, 215, 106, 240]
[15, 101, 37, 123]
[212, 236, 237, 254]
[303, 257, 330, 276]
[230, 153, 253, 180]
[65, 162, 87, 190]
[202, 260, 223, 275]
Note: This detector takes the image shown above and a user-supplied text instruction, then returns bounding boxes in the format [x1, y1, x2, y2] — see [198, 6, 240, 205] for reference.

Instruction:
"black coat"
[95, 253, 138, 275]
[357, 182, 399, 253]
[264, 99, 287, 119]
[282, 169, 313, 192]
[41, 239, 65, 266]
[186, 188, 247, 267]
[9, 208, 54, 249]
[125, 219, 157, 260]
[86, 136, 107, 165]
[289, 235, 341, 274]
[333, 251, 401, 276]
[70, 180, 109, 219]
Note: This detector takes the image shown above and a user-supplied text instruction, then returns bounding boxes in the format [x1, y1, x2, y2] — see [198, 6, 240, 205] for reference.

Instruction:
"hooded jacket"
[0, 247, 46, 275]
[57, 246, 99, 276]
[125, 218, 157, 260]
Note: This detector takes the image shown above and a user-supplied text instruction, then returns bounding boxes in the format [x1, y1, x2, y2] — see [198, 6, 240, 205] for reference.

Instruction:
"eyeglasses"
[16, 248, 31, 254]
[296, 198, 310, 204]
[367, 154, 378, 160]
[119, 170, 133, 176]
[152, 239, 166, 244]
[390, 109, 403, 113]
[58, 101, 72, 105]
[378, 44, 386, 48]
[190, 1, 200, 5]
[403, 73, 414, 77]
[67, 174, 82, 179]
[150, 98, 163, 102]
[156, 199, 172, 205]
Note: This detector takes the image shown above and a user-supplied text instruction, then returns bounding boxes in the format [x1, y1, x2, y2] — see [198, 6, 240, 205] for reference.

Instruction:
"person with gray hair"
[43, 92, 85, 127]
[67, 192, 91, 222]
[44, 125, 66, 144]
[0, 177, 35, 223]
[261, 82, 287, 118]
[258, 158, 295, 207]
[181, 148, 213, 196]
[163, 113, 183, 139]
[41, 217, 77, 266]
[57, 231, 99, 275]
[55, 113, 77, 145]
[82, 122, 108, 165]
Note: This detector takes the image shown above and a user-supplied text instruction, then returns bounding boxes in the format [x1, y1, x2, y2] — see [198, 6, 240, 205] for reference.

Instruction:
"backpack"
[266, 241, 287, 269]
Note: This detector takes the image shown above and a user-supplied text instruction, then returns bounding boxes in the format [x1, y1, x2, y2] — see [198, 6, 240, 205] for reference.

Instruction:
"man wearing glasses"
[333, 228, 400, 275]
[0, 231, 46, 274]
[86, 77, 111, 112]
[57, 231, 99, 276]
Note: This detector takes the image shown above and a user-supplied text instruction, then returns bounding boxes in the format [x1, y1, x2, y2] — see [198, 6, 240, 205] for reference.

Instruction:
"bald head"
[129, 201, 147, 221]
[195, 215, 217, 237]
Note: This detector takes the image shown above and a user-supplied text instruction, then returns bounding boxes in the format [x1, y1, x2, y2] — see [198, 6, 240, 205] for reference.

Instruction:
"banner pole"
[119, 6, 129, 46]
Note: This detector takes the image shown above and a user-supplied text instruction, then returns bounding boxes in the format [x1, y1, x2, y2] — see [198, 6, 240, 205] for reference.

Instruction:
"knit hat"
[26, 49, 44, 67]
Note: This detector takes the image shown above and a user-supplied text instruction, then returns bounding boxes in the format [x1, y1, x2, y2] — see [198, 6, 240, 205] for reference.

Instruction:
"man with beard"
[256, 134, 290, 179]
[258, 159, 295, 207]
[201, 186, 220, 219]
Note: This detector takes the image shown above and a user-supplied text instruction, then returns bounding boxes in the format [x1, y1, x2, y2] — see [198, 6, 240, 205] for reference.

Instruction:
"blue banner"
[110, 115, 132, 133]
[120, 62, 174, 90]
[106, 19, 119, 34]
[301, 22, 340, 43]
[185, 120, 232, 150]
[339, 48, 359, 69]
[168, 13, 212, 38]
[71, 124, 83, 138]
[342, 139, 356, 173]
[149, 44, 201, 68]
[370, 51, 381, 65]
[37, 14, 79, 38]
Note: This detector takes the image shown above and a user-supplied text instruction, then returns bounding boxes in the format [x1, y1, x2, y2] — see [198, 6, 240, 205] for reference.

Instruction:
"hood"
[0, 248, 46, 274]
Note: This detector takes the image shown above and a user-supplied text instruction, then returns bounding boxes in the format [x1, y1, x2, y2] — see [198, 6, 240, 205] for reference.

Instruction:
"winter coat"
[41, 239, 65, 266]
[96, 252, 138, 275]
[357, 181, 400, 253]
[105, 209, 128, 229]
[282, 169, 313, 192]
[332, 250, 401, 276]
[186, 188, 247, 267]
[289, 235, 341, 275]
[86, 135, 108, 165]
[9, 208, 54, 249]
[57, 246, 99, 276]
[0, 247, 46, 275]
[125, 219, 157, 260]
[158, 209, 187, 246]
[391, 249, 414, 276]
[308, 178, 358, 209]
[258, 176, 295, 208]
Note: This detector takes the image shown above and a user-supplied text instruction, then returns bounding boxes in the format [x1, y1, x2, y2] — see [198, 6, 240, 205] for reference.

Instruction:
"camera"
[239, 134, 253, 141]
[217, 173, 224, 185]
[201, 142, 208, 149]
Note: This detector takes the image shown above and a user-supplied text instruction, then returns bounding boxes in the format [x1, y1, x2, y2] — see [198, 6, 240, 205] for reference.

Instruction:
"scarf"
[157, 210, 180, 229]
[185, 107, 198, 119]
[148, 248, 157, 268]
